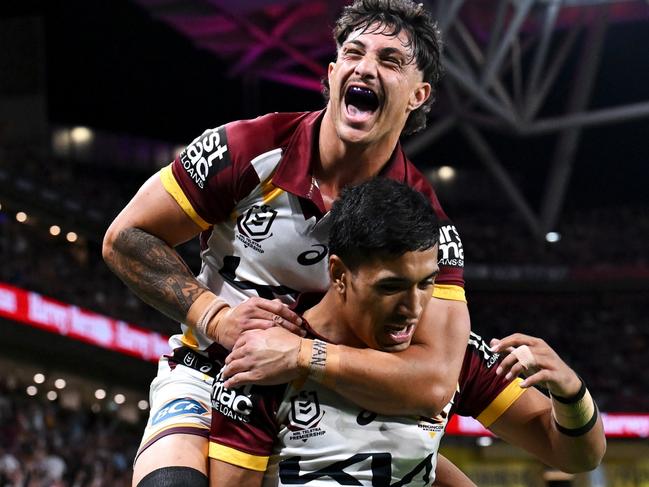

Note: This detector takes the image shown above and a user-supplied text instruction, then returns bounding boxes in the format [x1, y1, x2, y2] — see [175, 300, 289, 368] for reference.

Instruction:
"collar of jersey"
[271, 109, 410, 215]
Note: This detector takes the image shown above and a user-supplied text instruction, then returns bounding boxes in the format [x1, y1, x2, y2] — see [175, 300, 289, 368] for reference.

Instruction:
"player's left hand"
[490, 333, 582, 398]
[221, 327, 303, 389]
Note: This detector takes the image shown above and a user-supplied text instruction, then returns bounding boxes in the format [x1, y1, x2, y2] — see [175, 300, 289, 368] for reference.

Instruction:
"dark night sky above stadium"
[4, 0, 649, 211]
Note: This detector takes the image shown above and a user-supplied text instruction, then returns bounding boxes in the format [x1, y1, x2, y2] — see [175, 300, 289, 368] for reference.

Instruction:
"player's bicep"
[412, 297, 469, 345]
[209, 459, 264, 487]
[411, 297, 470, 374]
[400, 297, 470, 413]
[106, 172, 203, 248]
[488, 387, 553, 457]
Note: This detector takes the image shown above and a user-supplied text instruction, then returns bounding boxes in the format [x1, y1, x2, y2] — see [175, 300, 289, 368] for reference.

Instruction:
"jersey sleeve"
[454, 331, 527, 428]
[209, 371, 285, 472]
[406, 166, 466, 302]
[160, 114, 300, 228]
[161, 124, 238, 229]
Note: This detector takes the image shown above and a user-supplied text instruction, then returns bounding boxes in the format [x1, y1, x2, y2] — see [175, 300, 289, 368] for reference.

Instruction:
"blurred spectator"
[0, 154, 200, 334]
[468, 291, 649, 412]
[456, 205, 649, 267]
[0, 215, 178, 335]
[0, 380, 140, 487]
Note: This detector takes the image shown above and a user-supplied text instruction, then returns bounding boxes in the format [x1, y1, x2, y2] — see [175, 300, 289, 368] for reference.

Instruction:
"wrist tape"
[186, 291, 230, 339]
[551, 378, 598, 436]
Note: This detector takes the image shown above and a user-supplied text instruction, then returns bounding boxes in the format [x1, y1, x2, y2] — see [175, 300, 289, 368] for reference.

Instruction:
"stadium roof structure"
[132, 0, 649, 238]
[3, 0, 649, 241]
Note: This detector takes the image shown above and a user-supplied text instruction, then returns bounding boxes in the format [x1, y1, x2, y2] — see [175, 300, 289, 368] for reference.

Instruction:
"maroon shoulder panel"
[454, 332, 516, 418]
[170, 112, 310, 224]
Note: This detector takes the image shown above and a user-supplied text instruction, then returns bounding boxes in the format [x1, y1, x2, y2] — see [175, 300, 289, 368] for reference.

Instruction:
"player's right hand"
[221, 327, 303, 388]
[218, 297, 305, 349]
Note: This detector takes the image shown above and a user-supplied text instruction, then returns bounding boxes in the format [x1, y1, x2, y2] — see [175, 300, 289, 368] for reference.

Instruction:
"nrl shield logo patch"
[238, 204, 277, 239]
[289, 390, 323, 429]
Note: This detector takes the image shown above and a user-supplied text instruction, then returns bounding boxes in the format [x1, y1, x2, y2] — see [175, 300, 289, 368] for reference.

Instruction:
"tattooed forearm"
[104, 227, 207, 323]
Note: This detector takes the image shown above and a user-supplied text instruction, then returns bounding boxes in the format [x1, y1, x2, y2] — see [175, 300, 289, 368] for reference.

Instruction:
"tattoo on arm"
[104, 227, 207, 323]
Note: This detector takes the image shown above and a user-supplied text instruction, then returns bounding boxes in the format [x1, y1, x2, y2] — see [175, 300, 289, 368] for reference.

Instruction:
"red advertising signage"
[445, 410, 649, 439]
[0, 282, 169, 362]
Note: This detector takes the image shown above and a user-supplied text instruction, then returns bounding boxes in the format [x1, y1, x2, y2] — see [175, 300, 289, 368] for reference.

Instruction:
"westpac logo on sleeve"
[468, 331, 500, 368]
[180, 126, 231, 189]
[438, 224, 464, 268]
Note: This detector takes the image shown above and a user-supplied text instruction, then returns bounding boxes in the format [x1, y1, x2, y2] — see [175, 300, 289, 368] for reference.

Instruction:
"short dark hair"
[323, 0, 443, 135]
[328, 178, 439, 270]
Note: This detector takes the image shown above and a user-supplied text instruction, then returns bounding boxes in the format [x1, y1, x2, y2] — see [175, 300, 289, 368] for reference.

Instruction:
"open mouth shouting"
[344, 84, 381, 125]
[383, 321, 416, 346]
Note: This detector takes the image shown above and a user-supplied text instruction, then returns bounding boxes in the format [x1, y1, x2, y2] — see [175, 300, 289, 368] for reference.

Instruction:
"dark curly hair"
[322, 0, 443, 135]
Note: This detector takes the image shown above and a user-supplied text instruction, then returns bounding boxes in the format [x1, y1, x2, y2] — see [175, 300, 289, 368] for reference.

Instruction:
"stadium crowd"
[456, 205, 649, 268]
[2, 151, 648, 411]
[469, 291, 649, 412]
[1, 150, 647, 406]
[0, 215, 178, 335]
[0, 379, 138, 487]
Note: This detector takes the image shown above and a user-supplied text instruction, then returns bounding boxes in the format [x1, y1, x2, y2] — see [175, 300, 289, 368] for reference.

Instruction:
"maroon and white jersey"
[208, 331, 526, 486]
[160, 110, 466, 355]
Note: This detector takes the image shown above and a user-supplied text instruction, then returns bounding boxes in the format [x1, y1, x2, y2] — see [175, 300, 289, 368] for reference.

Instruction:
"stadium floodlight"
[437, 166, 456, 181]
[545, 231, 561, 243]
[69, 126, 94, 145]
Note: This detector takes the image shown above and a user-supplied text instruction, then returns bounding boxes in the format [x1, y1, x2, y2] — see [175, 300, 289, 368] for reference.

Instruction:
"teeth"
[349, 86, 375, 96]
[387, 324, 409, 332]
[345, 85, 379, 112]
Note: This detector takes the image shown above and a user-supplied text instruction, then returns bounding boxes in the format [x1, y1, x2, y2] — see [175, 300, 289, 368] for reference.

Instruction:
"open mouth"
[384, 322, 416, 344]
[344, 85, 380, 119]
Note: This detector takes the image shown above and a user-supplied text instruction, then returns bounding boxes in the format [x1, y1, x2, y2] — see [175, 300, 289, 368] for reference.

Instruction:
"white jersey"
[161, 110, 466, 359]
[208, 332, 526, 486]
[211, 373, 444, 486]
[136, 111, 467, 457]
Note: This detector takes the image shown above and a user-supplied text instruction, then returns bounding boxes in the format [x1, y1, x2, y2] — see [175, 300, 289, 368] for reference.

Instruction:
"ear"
[329, 255, 348, 295]
[407, 82, 431, 112]
[328, 61, 336, 79]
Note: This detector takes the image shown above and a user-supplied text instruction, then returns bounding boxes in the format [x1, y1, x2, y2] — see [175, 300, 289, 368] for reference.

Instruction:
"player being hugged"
[209, 179, 606, 487]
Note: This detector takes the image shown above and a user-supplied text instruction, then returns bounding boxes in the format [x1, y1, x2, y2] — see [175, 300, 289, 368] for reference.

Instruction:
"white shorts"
[135, 357, 214, 460]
